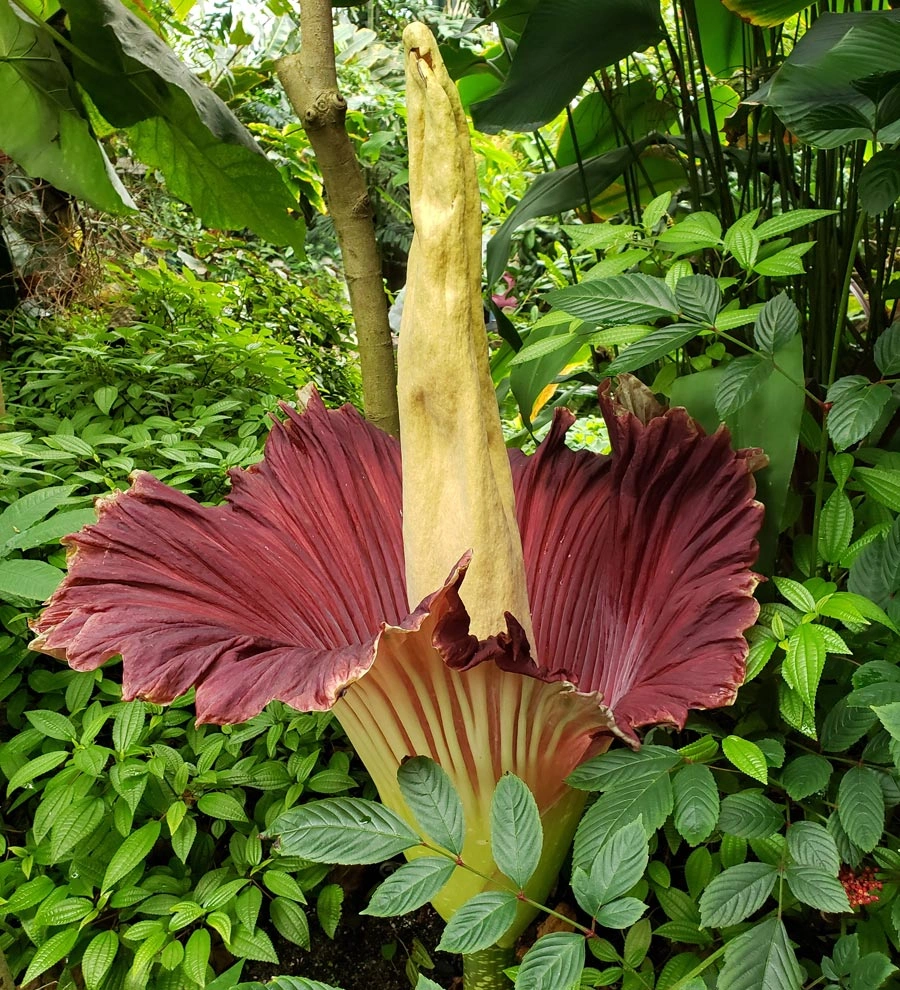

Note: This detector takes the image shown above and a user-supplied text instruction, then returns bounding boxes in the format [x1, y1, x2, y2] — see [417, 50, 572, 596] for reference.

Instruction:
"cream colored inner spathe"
[397, 23, 535, 647]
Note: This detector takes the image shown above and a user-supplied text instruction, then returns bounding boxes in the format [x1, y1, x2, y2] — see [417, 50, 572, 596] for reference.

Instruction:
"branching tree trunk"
[276, 2, 400, 437]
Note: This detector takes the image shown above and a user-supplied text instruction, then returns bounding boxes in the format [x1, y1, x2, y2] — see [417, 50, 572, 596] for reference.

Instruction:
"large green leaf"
[695, 0, 746, 75]
[849, 517, 900, 625]
[486, 138, 653, 287]
[670, 335, 804, 574]
[0, 0, 132, 211]
[699, 862, 778, 928]
[548, 273, 678, 325]
[472, 0, 665, 133]
[748, 12, 900, 149]
[721, 0, 810, 27]
[718, 918, 803, 990]
[64, 0, 304, 250]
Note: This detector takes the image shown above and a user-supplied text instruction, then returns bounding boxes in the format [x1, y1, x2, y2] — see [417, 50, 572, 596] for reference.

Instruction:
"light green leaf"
[50, 796, 105, 860]
[436, 891, 518, 954]
[752, 243, 814, 276]
[82, 931, 118, 990]
[567, 746, 681, 791]
[514, 931, 585, 990]
[317, 883, 343, 939]
[819, 491, 854, 562]
[102, 820, 160, 891]
[271, 898, 310, 949]
[572, 819, 648, 916]
[595, 897, 647, 929]
[491, 773, 542, 889]
[722, 737, 768, 784]
[753, 208, 837, 240]
[724, 212, 761, 270]
[94, 385, 119, 415]
[21, 928, 79, 987]
[547, 273, 678, 326]
[268, 798, 420, 864]
[873, 701, 900, 741]
[398, 757, 465, 856]
[607, 324, 703, 375]
[717, 917, 802, 990]
[197, 792, 248, 822]
[673, 763, 719, 845]
[772, 577, 816, 612]
[26, 708, 77, 741]
[183, 928, 210, 986]
[699, 862, 778, 927]
[362, 857, 455, 918]
[4, 507, 97, 552]
[0, 558, 63, 601]
[6, 748, 69, 794]
[782, 622, 827, 710]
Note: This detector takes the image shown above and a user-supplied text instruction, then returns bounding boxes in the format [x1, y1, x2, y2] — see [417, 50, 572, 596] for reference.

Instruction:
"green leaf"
[0, 558, 63, 601]
[183, 928, 210, 986]
[26, 708, 77, 741]
[472, 0, 664, 132]
[229, 927, 278, 964]
[827, 376, 892, 450]
[718, 791, 784, 839]
[197, 792, 248, 822]
[0, 483, 76, 544]
[51, 796, 105, 860]
[752, 243, 813, 276]
[753, 208, 837, 239]
[0, 1, 133, 212]
[65, 0, 304, 251]
[699, 862, 778, 927]
[82, 931, 119, 990]
[715, 355, 773, 418]
[102, 820, 160, 891]
[112, 700, 146, 754]
[514, 931, 585, 990]
[875, 320, 900, 375]
[675, 275, 722, 324]
[268, 798, 420, 864]
[859, 149, 900, 215]
[753, 293, 800, 353]
[398, 757, 465, 856]
[362, 857, 455, 917]
[607, 324, 703, 375]
[785, 864, 851, 912]
[595, 897, 647, 929]
[782, 622, 828, 710]
[21, 928, 79, 987]
[787, 821, 840, 874]
[849, 953, 897, 990]
[744, 638, 777, 683]
[722, 737, 768, 784]
[547, 273, 678, 326]
[436, 891, 518, 954]
[873, 701, 900, 741]
[819, 491, 854, 562]
[821, 698, 877, 751]
[317, 883, 343, 939]
[6, 748, 69, 794]
[724, 212, 761, 270]
[854, 467, 900, 512]
[491, 773, 543, 889]
[487, 140, 652, 287]
[849, 518, 900, 625]
[717, 917, 802, 990]
[572, 819, 648, 916]
[271, 898, 310, 949]
[772, 577, 816, 612]
[672, 764, 719, 845]
[573, 762, 674, 869]
[567, 746, 681, 791]
[4, 507, 97, 552]
[838, 766, 884, 852]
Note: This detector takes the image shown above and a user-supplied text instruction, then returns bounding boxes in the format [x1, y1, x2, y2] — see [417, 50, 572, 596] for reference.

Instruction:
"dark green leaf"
[821, 698, 878, 752]
[859, 149, 900, 215]
[875, 321, 900, 375]
[785, 864, 851, 912]
[362, 857, 455, 918]
[675, 275, 722, 324]
[819, 491, 854, 562]
[547, 273, 677, 326]
[607, 324, 702, 375]
[436, 891, 518, 954]
[571, 819, 648, 916]
[491, 773, 542, 889]
[567, 746, 681, 791]
[838, 766, 884, 852]
[270, 899, 310, 949]
[787, 821, 840, 874]
[753, 293, 800, 353]
[699, 862, 778, 927]
[595, 897, 647, 929]
[717, 917, 803, 990]
[672, 764, 719, 845]
[715, 355, 773, 418]
[472, 0, 664, 132]
[514, 931, 585, 990]
[718, 791, 784, 839]
[849, 517, 900, 625]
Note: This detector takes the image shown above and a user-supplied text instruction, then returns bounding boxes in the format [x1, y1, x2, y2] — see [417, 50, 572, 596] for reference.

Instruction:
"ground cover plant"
[3, 1, 900, 989]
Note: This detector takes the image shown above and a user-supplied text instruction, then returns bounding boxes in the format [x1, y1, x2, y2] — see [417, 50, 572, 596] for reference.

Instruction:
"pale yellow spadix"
[398, 23, 534, 646]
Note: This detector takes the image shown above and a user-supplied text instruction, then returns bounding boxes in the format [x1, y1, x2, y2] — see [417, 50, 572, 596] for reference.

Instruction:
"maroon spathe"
[32, 384, 763, 743]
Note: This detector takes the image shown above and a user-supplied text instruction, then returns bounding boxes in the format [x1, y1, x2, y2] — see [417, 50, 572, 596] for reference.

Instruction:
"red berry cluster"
[839, 865, 883, 908]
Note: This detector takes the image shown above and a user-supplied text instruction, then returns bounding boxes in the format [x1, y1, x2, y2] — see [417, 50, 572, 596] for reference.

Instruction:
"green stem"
[462, 945, 517, 990]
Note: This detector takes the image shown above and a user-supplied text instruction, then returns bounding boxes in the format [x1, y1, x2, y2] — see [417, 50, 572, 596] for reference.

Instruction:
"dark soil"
[243, 866, 462, 990]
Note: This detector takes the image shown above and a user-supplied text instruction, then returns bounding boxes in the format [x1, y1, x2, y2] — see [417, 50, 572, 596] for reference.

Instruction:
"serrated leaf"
[675, 275, 722, 324]
[197, 792, 248, 822]
[567, 746, 681, 791]
[491, 773, 542, 889]
[859, 149, 900, 215]
[744, 638, 777, 683]
[82, 930, 118, 990]
[673, 763, 719, 845]
[753, 209, 836, 240]
[782, 622, 827, 710]
[268, 798, 420, 864]
[838, 766, 884, 852]
[718, 791, 784, 839]
[699, 862, 778, 928]
[607, 323, 703, 375]
[785, 864, 851, 912]
[787, 822, 840, 874]
[228, 927, 278, 964]
[397, 757, 465, 856]
[572, 819, 648, 916]
[724, 213, 761, 270]
[362, 857, 455, 917]
[753, 293, 800, 353]
[826, 377, 892, 450]
[873, 701, 900, 741]
[271, 898, 310, 949]
[753, 243, 814, 276]
[102, 820, 160, 891]
[715, 355, 773, 418]
[316, 883, 343, 939]
[546, 273, 678, 325]
[51, 796, 105, 860]
[820, 491, 854, 562]
[436, 891, 518, 954]
[25, 708, 77, 741]
[722, 737, 768, 784]
[515, 931, 585, 990]
[6, 748, 69, 794]
[821, 698, 877, 751]
[0, 558, 63, 601]
[21, 928, 79, 986]
[875, 321, 900, 375]
[183, 928, 210, 986]
[718, 917, 802, 990]
[595, 896, 647, 929]
[772, 577, 816, 612]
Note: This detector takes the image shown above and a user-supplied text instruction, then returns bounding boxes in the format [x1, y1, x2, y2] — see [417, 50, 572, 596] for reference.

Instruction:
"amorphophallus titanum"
[32, 23, 764, 989]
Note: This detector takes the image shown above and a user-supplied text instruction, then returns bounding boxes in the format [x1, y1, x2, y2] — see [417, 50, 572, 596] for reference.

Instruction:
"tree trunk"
[276, 3, 400, 437]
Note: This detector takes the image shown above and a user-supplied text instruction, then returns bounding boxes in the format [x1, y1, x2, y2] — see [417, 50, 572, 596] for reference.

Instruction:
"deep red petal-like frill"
[31, 395, 411, 722]
[512, 383, 762, 743]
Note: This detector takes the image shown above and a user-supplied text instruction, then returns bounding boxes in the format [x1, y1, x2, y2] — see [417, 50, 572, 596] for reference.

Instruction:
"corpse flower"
[32, 21, 762, 979]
